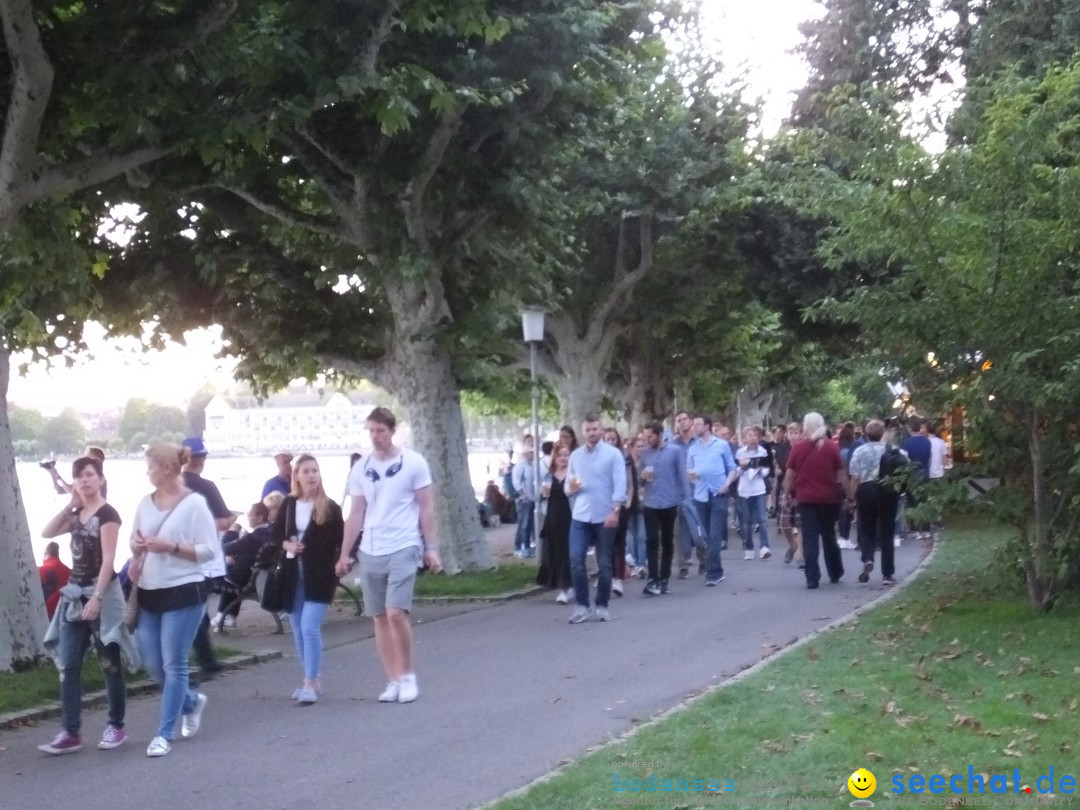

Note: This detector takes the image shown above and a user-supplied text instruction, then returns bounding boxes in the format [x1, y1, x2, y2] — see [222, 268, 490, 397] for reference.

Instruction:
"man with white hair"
[783, 412, 848, 589]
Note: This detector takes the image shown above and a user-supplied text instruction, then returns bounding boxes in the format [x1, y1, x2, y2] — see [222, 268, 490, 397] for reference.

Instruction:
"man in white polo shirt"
[336, 407, 442, 703]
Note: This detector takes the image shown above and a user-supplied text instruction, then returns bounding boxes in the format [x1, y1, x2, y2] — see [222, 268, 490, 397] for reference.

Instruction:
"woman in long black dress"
[536, 443, 573, 603]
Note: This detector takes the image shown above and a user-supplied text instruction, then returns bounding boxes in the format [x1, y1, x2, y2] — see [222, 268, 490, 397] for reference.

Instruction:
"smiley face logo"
[848, 768, 877, 799]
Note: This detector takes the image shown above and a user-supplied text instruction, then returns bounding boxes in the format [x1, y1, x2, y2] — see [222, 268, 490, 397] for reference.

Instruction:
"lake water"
[17, 451, 510, 568]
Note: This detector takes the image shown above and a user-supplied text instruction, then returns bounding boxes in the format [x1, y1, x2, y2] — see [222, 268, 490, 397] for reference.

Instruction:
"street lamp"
[521, 309, 545, 557]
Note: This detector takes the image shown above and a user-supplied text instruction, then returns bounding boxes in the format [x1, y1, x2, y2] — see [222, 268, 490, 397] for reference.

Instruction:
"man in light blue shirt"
[640, 420, 686, 595]
[687, 415, 739, 586]
[671, 410, 707, 579]
[511, 446, 536, 557]
[566, 415, 627, 624]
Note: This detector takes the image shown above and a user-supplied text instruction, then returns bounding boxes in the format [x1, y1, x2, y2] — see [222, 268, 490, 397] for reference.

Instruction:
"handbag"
[124, 491, 194, 631]
[260, 499, 298, 613]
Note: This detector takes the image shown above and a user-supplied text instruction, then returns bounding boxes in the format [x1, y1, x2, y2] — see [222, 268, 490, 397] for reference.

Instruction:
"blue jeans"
[797, 503, 843, 586]
[738, 494, 771, 550]
[627, 512, 647, 567]
[136, 601, 204, 740]
[695, 495, 728, 580]
[290, 576, 329, 681]
[58, 610, 125, 734]
[514, 500, 535, 550]
[677, 498, 707, 566]
[569, 520, 615, 608]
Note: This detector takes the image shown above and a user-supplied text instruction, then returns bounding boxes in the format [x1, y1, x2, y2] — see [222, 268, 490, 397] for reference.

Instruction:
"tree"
[94, 0, 678, 573]
[0, 0, 248, 670]
[797, 63, 1080, 611]
[40, 407, 86, 455]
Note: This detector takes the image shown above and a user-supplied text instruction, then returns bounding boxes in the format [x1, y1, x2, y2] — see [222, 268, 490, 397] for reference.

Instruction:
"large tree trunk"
[1024, 408, 1054, 611]
[383, 276, 493, 573]
[625, 342, 672, 430]
[545, 311, 620, 429]
[0, 346, 49, 670]
[735, 388, 776, 434]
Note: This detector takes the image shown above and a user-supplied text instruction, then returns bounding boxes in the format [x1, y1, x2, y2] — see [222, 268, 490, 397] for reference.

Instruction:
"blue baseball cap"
[182, 437, 208, 457]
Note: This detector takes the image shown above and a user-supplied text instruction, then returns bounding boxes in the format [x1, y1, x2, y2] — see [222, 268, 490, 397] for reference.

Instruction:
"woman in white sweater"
[129, 443, 218, 758]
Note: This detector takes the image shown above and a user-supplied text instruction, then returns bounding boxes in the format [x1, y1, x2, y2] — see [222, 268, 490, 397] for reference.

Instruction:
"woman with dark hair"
[603, 428, 632, 596]
[837, 424, 858, 549]
[559, 425, 579, 452]
[273, 454, 344, 704]
[536, 443, 574, 602]
[39, 456, 133, 755]
[130, 443, 218, 757]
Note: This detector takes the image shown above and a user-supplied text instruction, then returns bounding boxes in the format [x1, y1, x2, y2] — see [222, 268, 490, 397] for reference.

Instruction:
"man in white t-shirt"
[336, 407, 441, 704]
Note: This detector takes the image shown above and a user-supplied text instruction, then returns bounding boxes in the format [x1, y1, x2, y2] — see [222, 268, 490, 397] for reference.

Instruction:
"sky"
[6, 0, 820, 416]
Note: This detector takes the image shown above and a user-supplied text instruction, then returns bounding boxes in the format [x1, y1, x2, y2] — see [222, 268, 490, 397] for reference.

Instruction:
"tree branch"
[320, 353, 388, 388]
[141, 0, 239, 65]
[218, 185, 349, 240]
[358, 0, 403, 78]
[585, 215, 655, 347]
[22, 146, 171, 207]
[0, 0, 54, 229]
[400, 106, 465, 250]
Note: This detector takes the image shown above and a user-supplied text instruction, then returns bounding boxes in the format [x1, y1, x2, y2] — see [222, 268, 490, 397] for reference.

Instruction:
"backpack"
[878, 444, 910, 493]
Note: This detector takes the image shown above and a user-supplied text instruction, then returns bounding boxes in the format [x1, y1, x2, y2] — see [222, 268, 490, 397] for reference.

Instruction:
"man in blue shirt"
[640, 420, 686, 596]
[566, 415, 628, 624]
[671, 410, 707, 579]
[687, 415, 739, 586]
[511, 445, 536, 557]
[261, 452, 294, 499]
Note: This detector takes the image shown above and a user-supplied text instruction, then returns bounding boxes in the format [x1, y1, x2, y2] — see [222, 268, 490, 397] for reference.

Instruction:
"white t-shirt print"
[347, 448, 433, 556]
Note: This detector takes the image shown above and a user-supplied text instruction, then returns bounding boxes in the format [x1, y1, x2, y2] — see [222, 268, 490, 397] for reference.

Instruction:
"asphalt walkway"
[0, 527, 930, 810]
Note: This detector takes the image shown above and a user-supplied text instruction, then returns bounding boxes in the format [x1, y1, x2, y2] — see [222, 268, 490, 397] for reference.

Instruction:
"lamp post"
[521, 309, 545, 556]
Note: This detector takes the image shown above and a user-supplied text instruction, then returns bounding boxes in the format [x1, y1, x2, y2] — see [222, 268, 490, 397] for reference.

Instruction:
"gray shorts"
[359, 545, 422, 615]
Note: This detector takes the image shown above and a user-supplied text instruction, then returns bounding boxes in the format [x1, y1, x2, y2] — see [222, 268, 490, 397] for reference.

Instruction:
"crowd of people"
[35, 406, 439, 759]
[507, 410, 947, 622]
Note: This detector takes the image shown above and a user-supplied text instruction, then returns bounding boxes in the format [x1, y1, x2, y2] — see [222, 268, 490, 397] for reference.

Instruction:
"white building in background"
[203, 390, 376, 454]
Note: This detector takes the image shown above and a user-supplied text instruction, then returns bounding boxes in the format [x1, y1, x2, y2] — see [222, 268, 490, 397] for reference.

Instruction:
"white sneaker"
[565, 587, 575, 603]
[555, 589, 569, 605]
[894, 535, 903, 547]
[611, 579, 623, 597]
[837, 538, 858, 550]
[759, 547, 772, 560]
[181, 693, 207, 739]
[146, 736, 171, 757]
[625, 553, 636, 567]
[223, 615, 236, 628]
[378, 681, 399, 702]
[744, 550, 754, 560]
[210, 613, 223, 632]
[397, 673, 418, 703]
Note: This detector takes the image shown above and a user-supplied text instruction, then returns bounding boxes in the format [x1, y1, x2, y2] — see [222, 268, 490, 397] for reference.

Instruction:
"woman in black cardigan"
[273, 454, 344, 704]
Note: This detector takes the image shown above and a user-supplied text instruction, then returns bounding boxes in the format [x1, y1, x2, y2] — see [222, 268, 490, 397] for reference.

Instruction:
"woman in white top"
[129, 443, 218, 758]
[735, 426, 773, 560]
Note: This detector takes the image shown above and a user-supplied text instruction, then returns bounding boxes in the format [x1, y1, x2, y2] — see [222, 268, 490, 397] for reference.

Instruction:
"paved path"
[0, 534, 929, 810]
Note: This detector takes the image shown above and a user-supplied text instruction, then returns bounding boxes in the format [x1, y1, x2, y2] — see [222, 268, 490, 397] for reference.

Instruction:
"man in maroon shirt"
[784, 412, 850, 589]
[39, 541, 71, 619]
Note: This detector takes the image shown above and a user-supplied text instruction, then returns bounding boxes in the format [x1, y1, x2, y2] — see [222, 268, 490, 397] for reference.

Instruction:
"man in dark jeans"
[640, 421, 686, 596]
[847, 420, 899, 586]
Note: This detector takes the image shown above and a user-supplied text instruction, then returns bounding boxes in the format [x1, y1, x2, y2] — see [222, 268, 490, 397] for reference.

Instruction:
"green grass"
[413, 559, 538, 598]
[493, 516, 1080, 810]
[0, 644, 243, 716]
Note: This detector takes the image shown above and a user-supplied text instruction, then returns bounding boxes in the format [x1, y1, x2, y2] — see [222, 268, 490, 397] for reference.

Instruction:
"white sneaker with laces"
[378, 681, 399, 702]
[181, 693, 208, 739]
[759, 547, 772, 559]
[894, 535, 903, 547]
[611, 579, 623, 596]
[146, 736, 171, 758]
[555, 589, 569, 604]
[744, 550, 754, 560]
[210, 613, 223, 632]
[223, 615, 236, 628]
[397, 673, 419, 703]
[837, 538, 858, 550]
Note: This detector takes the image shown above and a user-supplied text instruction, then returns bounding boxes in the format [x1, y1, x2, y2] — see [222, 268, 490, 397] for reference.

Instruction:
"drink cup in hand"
[540, 482, 551, 498]
[689, 469, 698, 484]
[569, 475, 581, 494]
[642, 466, 654, 482]
[286, 536, 298, 559]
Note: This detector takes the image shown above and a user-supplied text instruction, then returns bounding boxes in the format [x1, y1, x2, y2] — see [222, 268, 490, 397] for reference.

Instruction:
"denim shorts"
[359, 546, 421, 615]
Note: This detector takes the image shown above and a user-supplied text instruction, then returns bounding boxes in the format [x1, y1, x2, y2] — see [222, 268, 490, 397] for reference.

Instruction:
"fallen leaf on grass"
[763, 740, 788, 753]
[915, 656, 932, 681]
[867, 752, 884, 762]
[1003, 747, 1023, 758]
[1032, 713, 1050, 722]
[791, 733, 814, 744]
[953, 714, 982, 731]
[1060, 743, 1072, 754]
[806, 648, 820, 662]
[883, 700, 899, 715]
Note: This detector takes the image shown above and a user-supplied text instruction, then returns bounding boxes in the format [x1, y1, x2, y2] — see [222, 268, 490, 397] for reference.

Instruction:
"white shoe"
[555, 589, 569, 605]
[894, 536, 903, 547]
[744, 550, 754, 560]
[378, 681, 399, 702]
[837, 538, 858, 550]
[565, 587, 575, 603]
[611, 579, 624, 597]
[181, 693, 208, 739]
[397, 672, 418, 703]
[625, 553, 636, 567]
[146, 736, 171, 757]
[759, 547, 772, 559]
[223, 615, 236, 628]
[210, 613, 223, 632]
